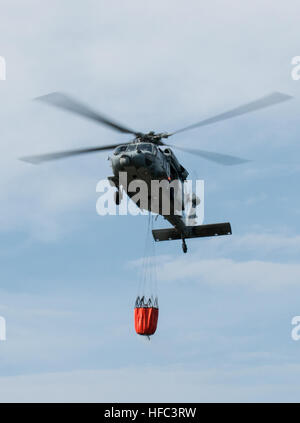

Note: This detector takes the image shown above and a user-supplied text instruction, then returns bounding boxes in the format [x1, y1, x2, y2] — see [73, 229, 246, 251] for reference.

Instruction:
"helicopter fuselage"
[109, 141, 189, 234]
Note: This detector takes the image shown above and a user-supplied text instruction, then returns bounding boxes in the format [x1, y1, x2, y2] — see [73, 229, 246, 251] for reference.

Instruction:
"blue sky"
[0, 0, 300, 402]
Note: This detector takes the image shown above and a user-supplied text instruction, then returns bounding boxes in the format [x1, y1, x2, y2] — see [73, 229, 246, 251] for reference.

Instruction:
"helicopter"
[21, 91, 292, 253]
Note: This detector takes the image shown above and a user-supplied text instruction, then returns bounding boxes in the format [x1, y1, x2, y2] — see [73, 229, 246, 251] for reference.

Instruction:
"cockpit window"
[114, 145, 127, 155]
[126, 144, 137, 152]
[137, 143, 153, 153]
[120, 143, 155, 153]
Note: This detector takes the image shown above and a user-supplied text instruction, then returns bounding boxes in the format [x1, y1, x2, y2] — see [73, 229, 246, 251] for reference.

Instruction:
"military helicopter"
[21, 91, 292, 253]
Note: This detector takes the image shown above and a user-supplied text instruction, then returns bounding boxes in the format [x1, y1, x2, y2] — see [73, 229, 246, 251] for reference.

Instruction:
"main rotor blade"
[171, 145, 249, 165]
[36, 92, 139, 135]
[20, 142, 128, 164]
[172, 92, 293, 135]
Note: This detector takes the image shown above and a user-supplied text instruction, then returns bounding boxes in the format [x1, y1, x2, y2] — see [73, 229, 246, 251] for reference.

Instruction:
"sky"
[0, 0, 300, 402]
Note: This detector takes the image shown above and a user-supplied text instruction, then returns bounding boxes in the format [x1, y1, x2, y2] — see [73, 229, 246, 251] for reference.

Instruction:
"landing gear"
[182, 238, 187, 253]
[114, 189, 122, 205]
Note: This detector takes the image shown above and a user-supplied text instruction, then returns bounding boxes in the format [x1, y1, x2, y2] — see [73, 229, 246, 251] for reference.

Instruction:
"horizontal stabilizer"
[152, 222, 232, 242]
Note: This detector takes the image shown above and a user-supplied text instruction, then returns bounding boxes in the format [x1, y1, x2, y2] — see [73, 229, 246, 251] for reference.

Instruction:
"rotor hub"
[135, 131, 169, 145]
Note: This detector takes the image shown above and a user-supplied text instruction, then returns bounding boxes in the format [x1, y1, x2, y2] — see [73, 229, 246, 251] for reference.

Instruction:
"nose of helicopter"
[113, 151, 148, 173]
[120, 155, 131, 167]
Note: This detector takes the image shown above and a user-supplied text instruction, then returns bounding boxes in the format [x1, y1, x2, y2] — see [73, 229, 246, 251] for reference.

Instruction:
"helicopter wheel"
[114, 190, 121, 205]
[182, 238, 187, 254]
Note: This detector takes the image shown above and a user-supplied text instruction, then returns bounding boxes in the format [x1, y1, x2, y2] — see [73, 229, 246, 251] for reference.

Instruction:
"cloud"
[130, 232, 300, 290]
[1, 362, 300, 402]
[159, 257, 300, 290]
